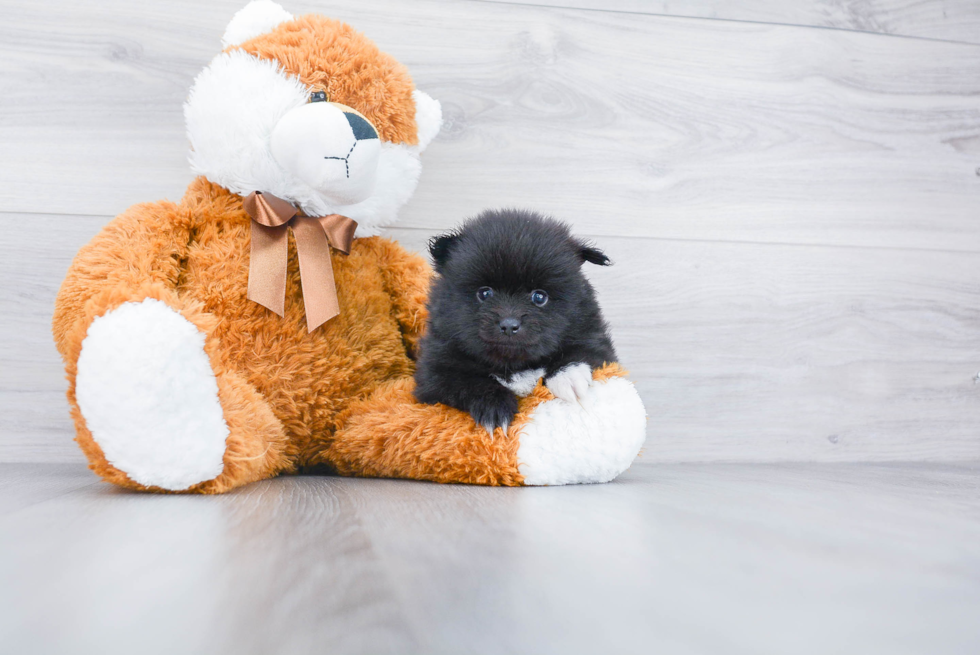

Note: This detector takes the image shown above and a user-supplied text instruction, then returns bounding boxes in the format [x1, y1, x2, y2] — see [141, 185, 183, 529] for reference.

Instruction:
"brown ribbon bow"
[243, 191, 357, 332]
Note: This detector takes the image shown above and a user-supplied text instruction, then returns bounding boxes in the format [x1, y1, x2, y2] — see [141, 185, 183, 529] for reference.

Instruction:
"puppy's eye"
[530, 290, 548, 307]
[477, 287, 494, 302]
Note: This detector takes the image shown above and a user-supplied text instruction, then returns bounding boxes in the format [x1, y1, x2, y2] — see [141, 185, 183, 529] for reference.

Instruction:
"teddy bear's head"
[184, 0, 442, 235]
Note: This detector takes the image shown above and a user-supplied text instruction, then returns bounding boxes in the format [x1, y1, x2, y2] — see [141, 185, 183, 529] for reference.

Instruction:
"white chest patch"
[492, 368, 545, 397]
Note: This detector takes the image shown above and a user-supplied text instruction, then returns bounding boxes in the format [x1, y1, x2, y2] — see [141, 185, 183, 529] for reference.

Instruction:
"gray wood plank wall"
[1, 0, 978, 463]
[483, 0, 980, 44]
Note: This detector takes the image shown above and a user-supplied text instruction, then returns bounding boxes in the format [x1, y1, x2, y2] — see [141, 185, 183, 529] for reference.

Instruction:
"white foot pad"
[517, 376, 646, 486]
[76, 299, 229, 490]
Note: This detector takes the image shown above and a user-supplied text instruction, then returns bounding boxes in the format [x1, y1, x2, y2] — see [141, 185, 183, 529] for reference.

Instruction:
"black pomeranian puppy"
[413, 209, 617, 433]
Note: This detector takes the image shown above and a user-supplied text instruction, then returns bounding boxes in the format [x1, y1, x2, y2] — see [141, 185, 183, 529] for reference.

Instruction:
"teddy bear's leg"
[322, 364, 646, 486]
[63, 286, 291, 494]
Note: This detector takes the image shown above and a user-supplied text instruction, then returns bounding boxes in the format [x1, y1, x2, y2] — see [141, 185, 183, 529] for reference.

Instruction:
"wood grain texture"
[479, 0, 980, 44]
[0, 470, 417, 654]
[389, 228, 980, 463]
[0, 214, 103, 463]
[5, 217, 978, 463]
[1, 0, 978, 250]
[2, 0, 979, 464]
[1, 462, 979, 654]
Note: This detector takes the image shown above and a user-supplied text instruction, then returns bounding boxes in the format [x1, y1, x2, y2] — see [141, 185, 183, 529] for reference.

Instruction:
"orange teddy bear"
[51, 1, 646, 494]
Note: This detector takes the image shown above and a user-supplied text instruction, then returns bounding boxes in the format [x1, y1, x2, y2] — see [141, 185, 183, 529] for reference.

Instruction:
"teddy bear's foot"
[515, 366, 647, 486]
[75, 299, 227, 490]
[74, 297, 289, 493]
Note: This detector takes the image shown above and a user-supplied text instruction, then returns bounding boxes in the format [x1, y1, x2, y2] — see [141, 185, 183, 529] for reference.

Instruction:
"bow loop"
[243, 190, 297, 227]
[316, 214, 358, 255]
[242, 191, 358, 332]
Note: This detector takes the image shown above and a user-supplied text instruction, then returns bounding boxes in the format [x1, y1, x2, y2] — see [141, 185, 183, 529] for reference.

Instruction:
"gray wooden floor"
[1, 462, 979, 654]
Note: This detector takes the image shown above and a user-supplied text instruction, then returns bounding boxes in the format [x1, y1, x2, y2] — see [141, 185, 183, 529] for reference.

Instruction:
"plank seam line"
[4, 212, 978, 256]
[467, 0, 980, 48]
[392, 226, 980, 256]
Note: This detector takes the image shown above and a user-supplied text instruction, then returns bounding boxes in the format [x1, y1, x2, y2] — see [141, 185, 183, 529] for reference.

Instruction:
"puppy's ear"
[428, 233, 459, 271]
[578, 241, 611, 266]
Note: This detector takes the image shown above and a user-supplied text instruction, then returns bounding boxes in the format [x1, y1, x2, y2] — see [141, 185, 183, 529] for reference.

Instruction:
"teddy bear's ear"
[413, 90, 443, 152]
[221, 0, 294, 48]
[428, 232, 459, 271]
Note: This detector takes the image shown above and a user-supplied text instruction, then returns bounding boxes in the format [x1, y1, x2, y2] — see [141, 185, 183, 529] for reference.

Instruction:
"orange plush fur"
[52, 174, 633, 493]
[52, 11, 634, 493]
[235, 15, 419, 145]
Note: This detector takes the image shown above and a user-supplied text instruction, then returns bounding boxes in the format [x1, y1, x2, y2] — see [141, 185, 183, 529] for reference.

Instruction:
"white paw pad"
[545, 363, 594, 404]
[517, 375, 646, 486]
[75, 299, 229, 490]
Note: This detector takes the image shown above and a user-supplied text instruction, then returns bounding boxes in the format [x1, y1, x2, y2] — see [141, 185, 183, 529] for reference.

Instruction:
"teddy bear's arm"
[375, 237, 432, 359]
[52, 200, 194, 359]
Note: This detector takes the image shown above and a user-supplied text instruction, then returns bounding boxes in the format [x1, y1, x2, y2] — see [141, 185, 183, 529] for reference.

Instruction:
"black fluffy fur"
[413, 209, 617, 430]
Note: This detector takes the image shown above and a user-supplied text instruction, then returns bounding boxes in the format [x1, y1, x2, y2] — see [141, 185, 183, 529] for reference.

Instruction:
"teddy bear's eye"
[309, 90, 327, 103]
[530, 290, 548, 307]
[477, 287, 494, 302]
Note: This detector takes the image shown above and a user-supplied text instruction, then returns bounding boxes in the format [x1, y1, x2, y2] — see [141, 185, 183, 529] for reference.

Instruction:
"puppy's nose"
[499, 317, 522, 335]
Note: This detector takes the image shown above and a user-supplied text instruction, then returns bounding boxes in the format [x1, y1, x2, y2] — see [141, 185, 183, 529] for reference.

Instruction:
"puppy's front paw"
[469, 390, 519, 437]
[545, 363, 594, 405]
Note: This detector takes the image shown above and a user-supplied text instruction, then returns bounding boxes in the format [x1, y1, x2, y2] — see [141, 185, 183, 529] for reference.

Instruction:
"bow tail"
[247, 220, 288, 317]
[292, 216, 341, 332]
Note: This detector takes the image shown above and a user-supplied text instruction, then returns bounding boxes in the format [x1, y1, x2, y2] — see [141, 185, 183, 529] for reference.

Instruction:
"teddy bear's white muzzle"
[270, 102, 381, 205]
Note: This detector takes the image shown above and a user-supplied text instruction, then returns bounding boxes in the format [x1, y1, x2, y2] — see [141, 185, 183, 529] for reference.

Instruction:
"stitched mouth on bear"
[323, 141, 357, 179]
[321, 113, 379, 179]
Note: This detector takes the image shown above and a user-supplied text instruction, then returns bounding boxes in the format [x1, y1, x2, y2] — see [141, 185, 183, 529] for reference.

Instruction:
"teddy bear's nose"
[499, 317, 522, 335]
[270, 101, 381, 204]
